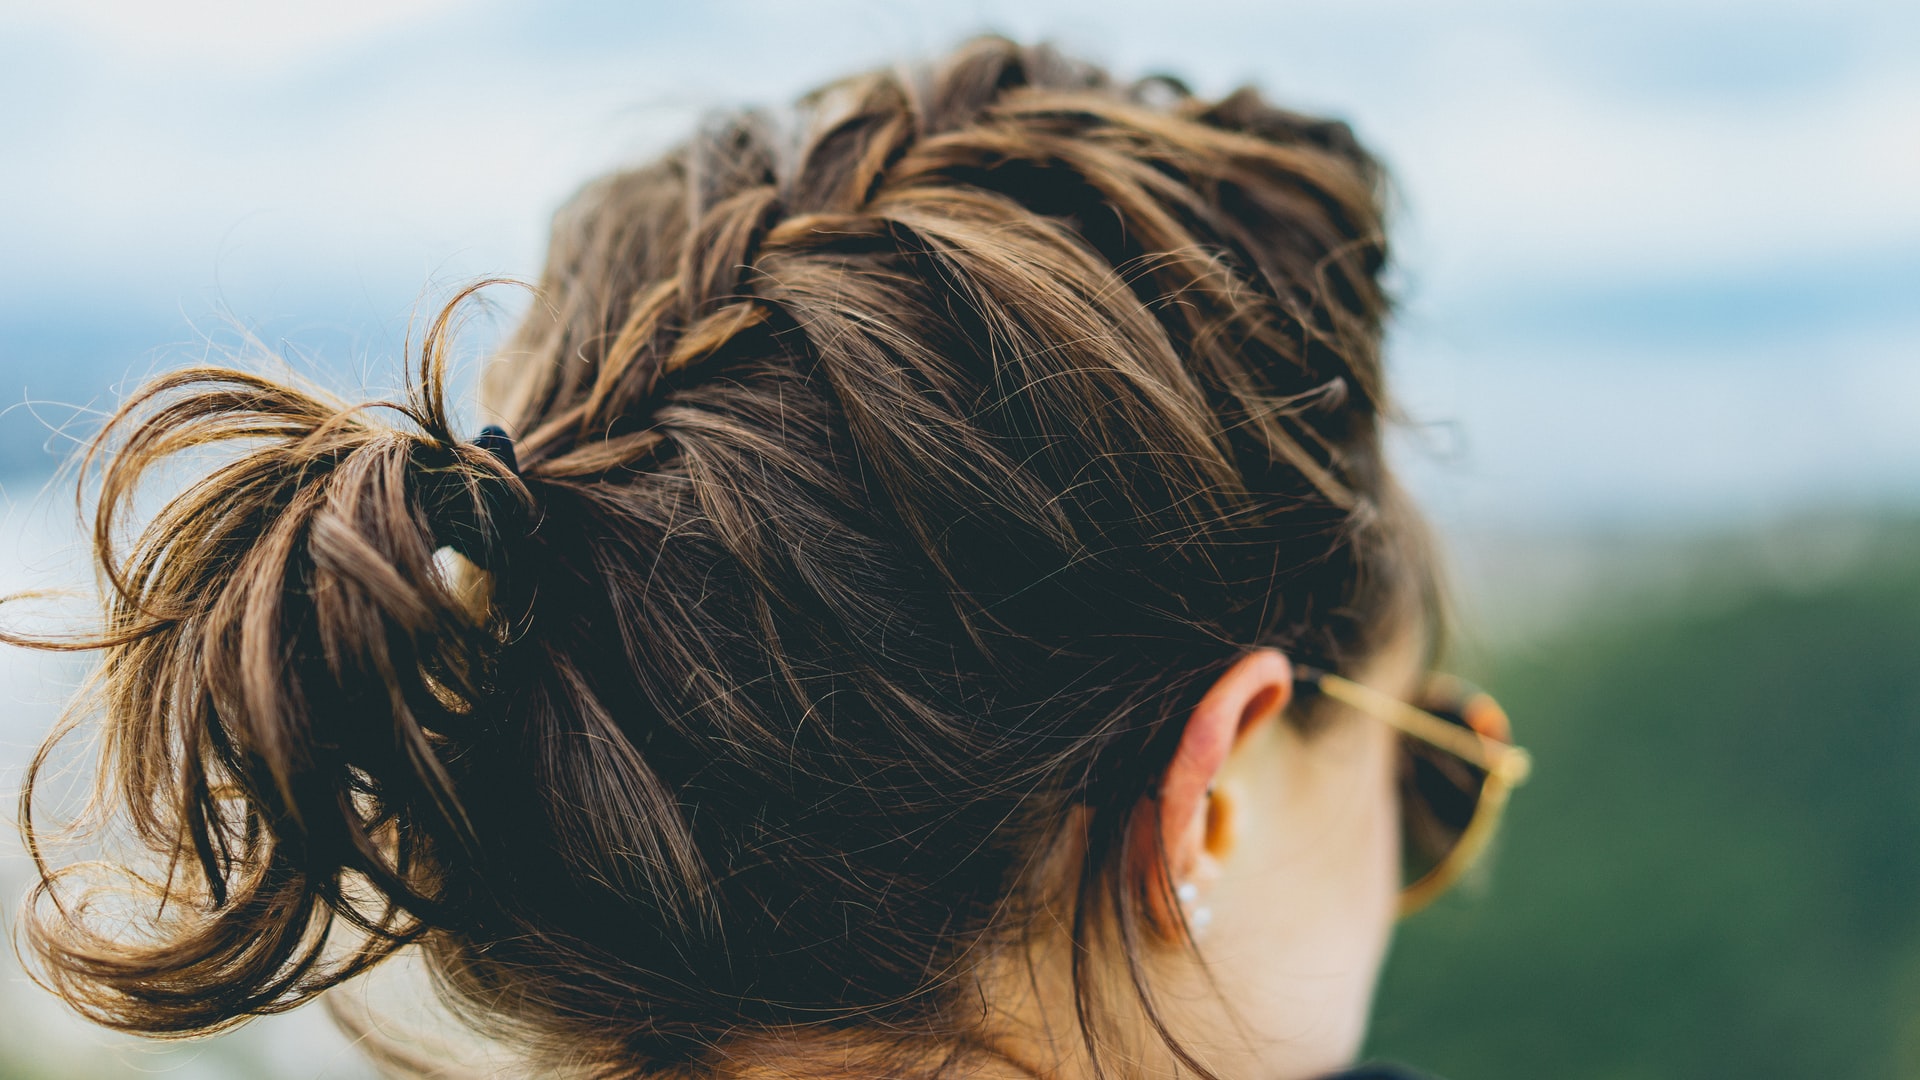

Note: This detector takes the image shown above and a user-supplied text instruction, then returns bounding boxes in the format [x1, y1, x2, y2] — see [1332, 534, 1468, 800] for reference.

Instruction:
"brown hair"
[10, 35, 1433, 1080]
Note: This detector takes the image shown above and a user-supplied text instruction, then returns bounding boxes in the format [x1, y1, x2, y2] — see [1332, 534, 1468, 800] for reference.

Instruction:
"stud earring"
[1175, 880, 1213, 937]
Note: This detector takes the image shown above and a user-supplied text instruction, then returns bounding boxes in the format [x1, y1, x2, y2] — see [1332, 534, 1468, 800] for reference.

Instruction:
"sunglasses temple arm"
[1309, 672, 1533, 784]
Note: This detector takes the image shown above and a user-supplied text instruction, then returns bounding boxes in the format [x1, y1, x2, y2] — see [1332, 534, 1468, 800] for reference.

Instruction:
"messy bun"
[12, 35, 1432, 1079]
[12, 288, 535, 1031]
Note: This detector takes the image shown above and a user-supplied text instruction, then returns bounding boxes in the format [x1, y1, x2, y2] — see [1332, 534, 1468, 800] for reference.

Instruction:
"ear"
[1135, 648, 1293, 939]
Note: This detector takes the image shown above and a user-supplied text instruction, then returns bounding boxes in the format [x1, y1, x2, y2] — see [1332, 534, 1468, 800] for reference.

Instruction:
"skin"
[973, 634, 1420, 1080]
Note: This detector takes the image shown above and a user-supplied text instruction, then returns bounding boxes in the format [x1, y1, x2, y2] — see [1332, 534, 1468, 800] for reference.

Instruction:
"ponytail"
[7, 36, 1423, 1078]
[10, 285, 531, 1033]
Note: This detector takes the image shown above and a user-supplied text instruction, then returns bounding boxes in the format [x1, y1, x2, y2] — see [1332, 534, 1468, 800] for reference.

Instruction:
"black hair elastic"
[473, 424, 519, 475]
[430, 425, 528, 574]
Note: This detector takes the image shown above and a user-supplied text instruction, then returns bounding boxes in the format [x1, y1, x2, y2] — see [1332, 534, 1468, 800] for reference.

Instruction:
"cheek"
[1202, 719, 1404, 1069]
[1366, 722, 1403, 915]
[1300, 718, 1404, 1063]
[1360, 724, 1403, 960]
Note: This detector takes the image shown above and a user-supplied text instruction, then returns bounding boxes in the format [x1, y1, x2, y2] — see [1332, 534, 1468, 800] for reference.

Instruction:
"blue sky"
[1, 0, 1915, 528]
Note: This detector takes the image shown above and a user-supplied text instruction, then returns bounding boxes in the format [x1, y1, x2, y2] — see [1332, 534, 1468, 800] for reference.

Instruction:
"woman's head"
[15, 35, 1436, 1080]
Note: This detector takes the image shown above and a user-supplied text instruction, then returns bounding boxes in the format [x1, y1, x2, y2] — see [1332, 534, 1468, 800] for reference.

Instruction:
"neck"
[698, 1029, 1049, 1080]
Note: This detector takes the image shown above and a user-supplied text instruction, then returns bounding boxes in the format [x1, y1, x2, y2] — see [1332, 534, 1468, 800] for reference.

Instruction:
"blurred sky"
[0, 0, 1916, 530]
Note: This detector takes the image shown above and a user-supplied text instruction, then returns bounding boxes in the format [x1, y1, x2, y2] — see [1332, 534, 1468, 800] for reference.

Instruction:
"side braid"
[522, 36, 1385, 516]
[538, 188, 784, 458]
[531, 74, 927, 472]
[14, 35, 1432, 1080]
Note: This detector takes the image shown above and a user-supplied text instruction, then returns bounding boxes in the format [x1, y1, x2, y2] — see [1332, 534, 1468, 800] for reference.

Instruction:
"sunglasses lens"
[1399, 678, 1507, 891]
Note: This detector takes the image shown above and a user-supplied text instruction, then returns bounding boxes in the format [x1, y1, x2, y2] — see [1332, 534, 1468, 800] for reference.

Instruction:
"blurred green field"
[1370, 517, 1920, 1079]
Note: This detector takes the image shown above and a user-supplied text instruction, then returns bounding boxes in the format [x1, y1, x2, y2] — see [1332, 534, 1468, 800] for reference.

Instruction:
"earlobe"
[1201, 780, 1236, 858]
[1135, 648, 1293, 940]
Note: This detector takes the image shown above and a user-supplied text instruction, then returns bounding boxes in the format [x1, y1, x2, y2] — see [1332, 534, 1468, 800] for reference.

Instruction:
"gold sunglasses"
[1292, 665, 1533, 916]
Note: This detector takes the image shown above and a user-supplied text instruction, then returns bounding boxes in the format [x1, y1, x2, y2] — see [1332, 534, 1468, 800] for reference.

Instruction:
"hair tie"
[429, 426, 528, 574]
[473, 424, 519, 475]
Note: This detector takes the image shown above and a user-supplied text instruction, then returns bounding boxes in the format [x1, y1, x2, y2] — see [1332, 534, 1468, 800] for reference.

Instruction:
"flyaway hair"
[10, 35, 1434, 1080]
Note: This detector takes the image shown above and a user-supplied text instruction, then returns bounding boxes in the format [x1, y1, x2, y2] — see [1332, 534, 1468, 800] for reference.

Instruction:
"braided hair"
[12, 35, 1433, 1080]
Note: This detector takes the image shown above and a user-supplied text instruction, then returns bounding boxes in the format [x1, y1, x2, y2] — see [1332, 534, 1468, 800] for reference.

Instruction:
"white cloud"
[1378, 26, 1920, 298]
[4, 0, 1914, 302]
[0, 0, 1915, 521]
[9, 0, 478, 71]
